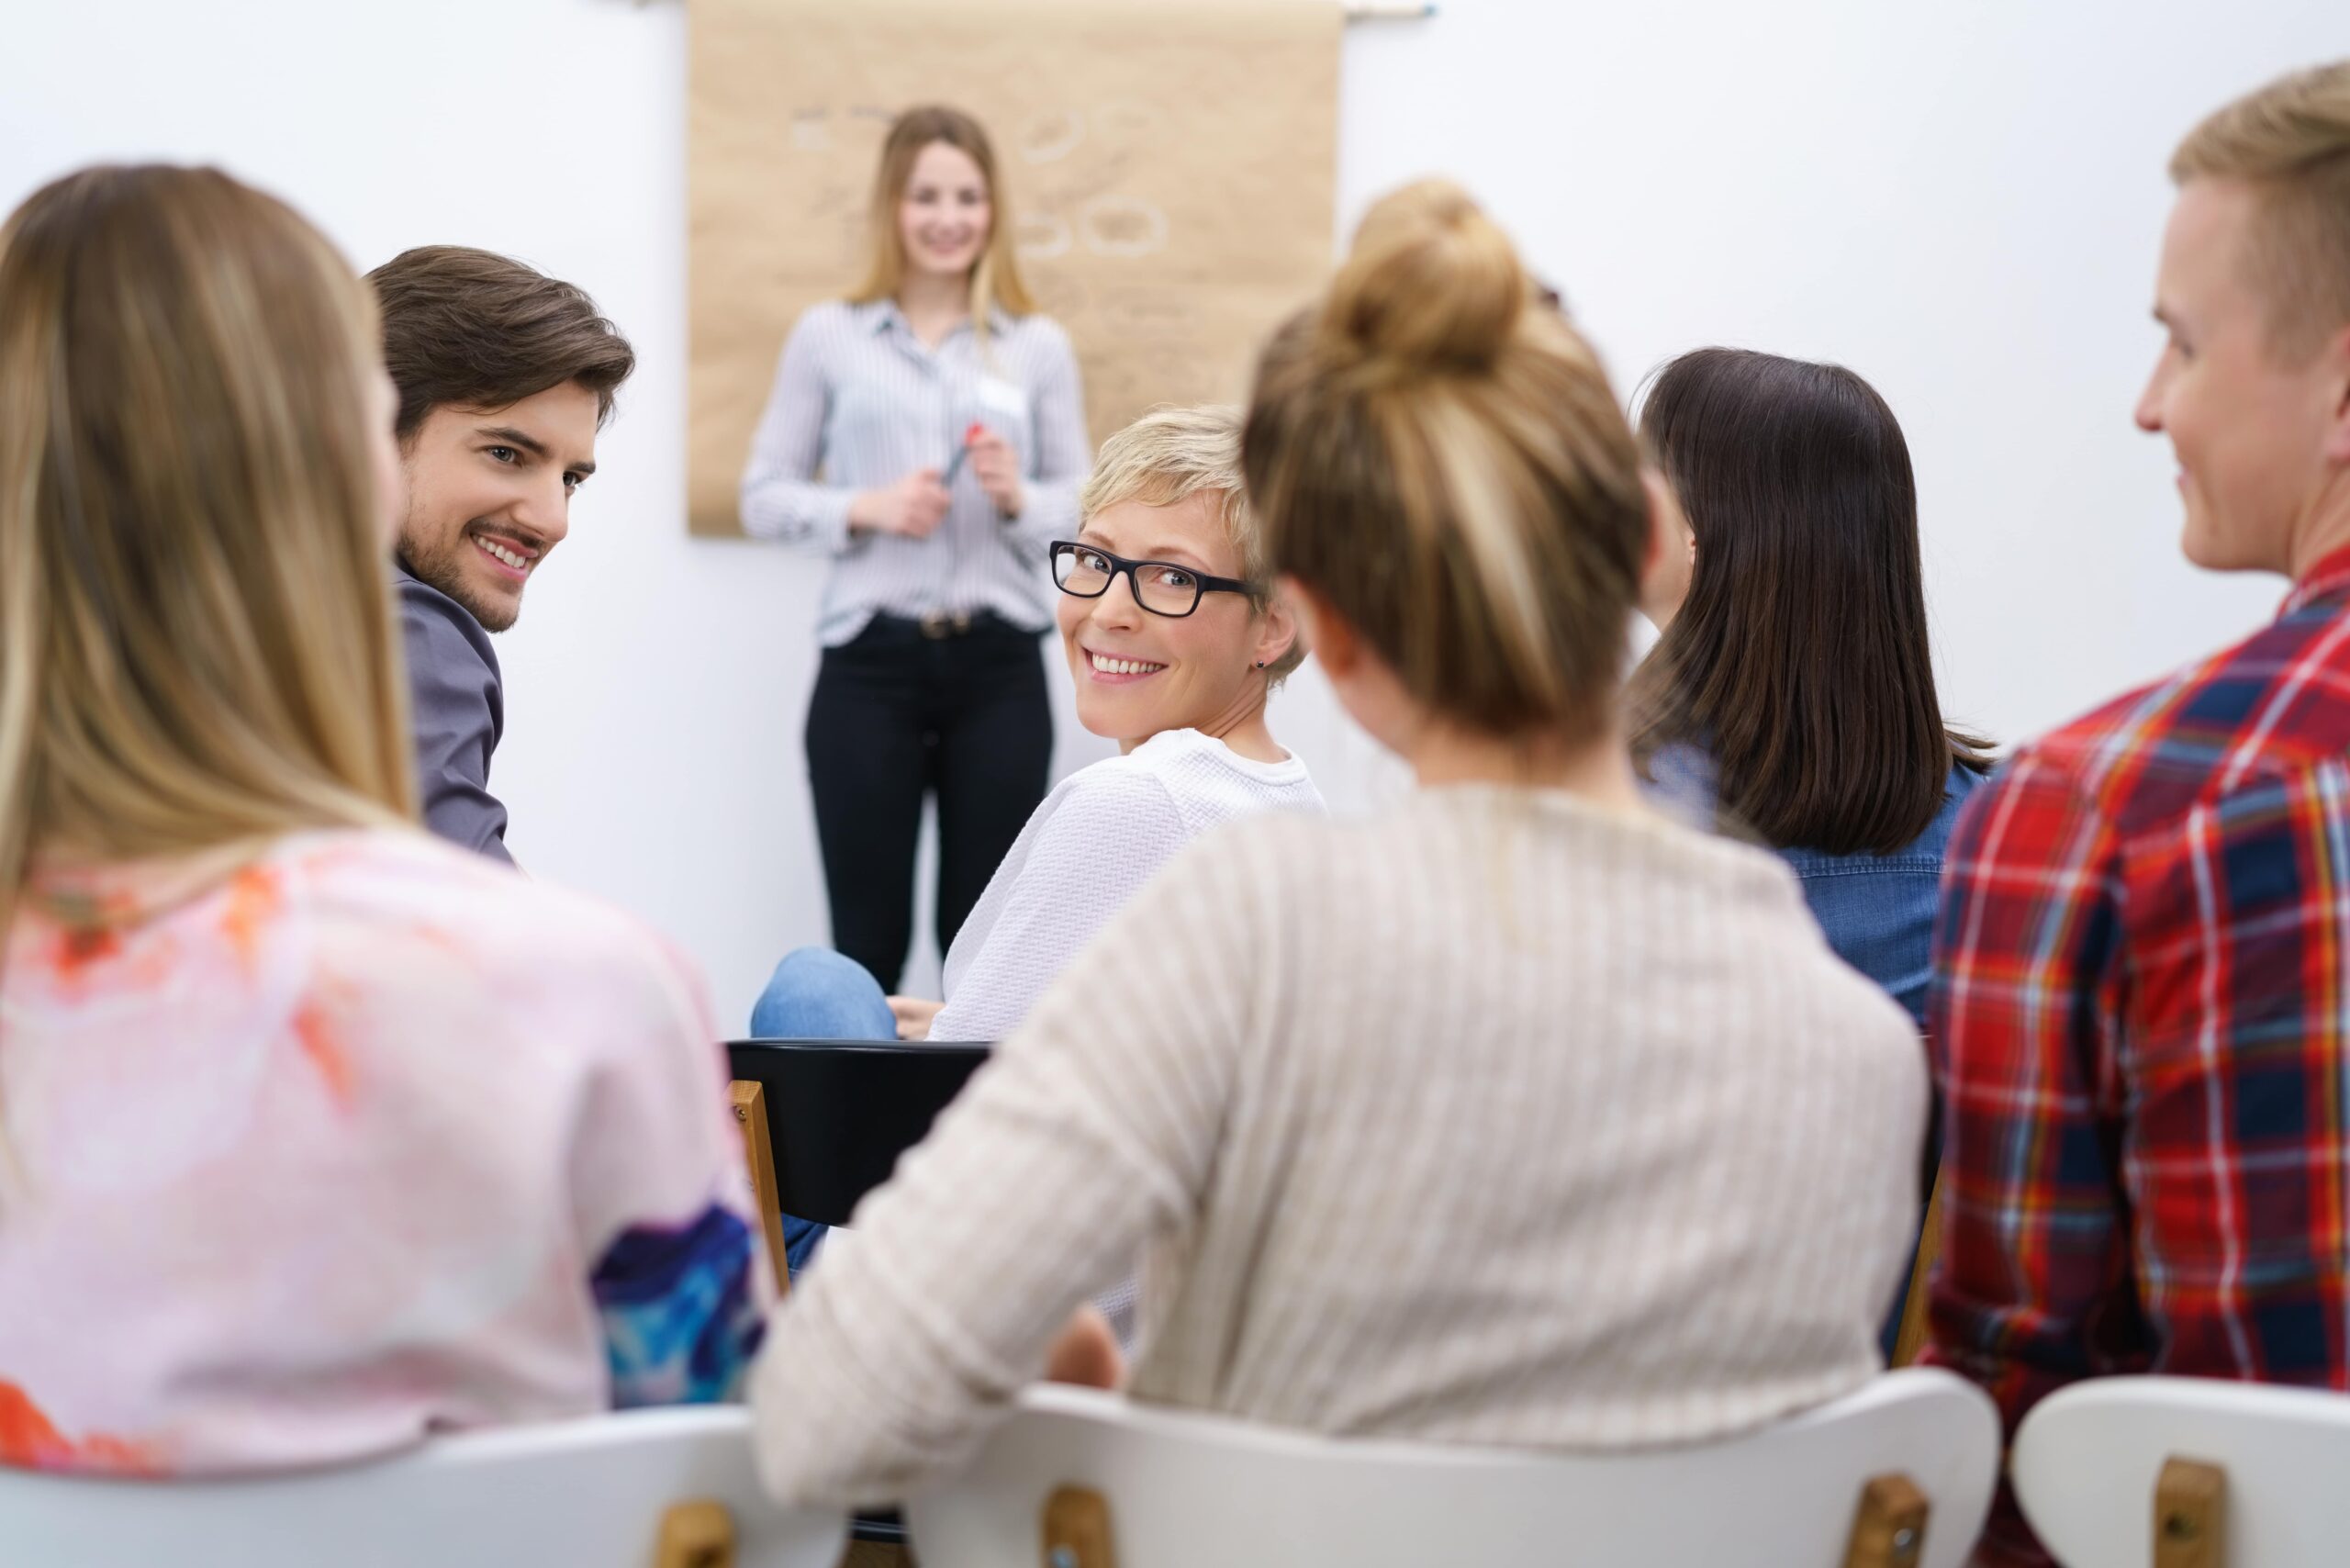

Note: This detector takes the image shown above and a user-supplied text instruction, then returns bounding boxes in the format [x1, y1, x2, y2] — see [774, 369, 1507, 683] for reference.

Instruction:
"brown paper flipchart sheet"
[686, 0, 1342, 535]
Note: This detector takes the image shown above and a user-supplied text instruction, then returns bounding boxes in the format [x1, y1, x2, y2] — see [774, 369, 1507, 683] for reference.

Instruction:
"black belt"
[863, 610, 1033, 642]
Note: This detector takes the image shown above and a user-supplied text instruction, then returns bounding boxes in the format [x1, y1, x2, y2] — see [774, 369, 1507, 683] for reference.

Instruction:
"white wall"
[4, 0, 2338, 1022]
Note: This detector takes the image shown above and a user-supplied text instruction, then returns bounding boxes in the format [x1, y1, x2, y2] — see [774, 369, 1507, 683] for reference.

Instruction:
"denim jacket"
[1647, 746, 1983, 1027]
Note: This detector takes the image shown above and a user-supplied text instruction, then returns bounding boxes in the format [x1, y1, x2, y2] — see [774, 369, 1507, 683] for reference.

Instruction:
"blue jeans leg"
[749, 946, 899, 1041]
[781, 1215, 826, 1277]
[747, 947, 899, 1277]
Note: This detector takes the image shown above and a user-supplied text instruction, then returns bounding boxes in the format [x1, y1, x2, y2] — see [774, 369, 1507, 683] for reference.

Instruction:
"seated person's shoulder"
[1067, 737, 1330, 842]
[2000, 612, 2350, 840]
[291, 830, 699, 1025]
[1032, 758, 1337, 913]
[1045, 749, 1190, 825]
[397, 572, 497, 672]
[1141, 793, 1351, 898]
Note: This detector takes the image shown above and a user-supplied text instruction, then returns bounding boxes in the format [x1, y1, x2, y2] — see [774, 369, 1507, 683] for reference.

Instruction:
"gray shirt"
[737, 298, 1091, 644]
[396, 562, 512, 864]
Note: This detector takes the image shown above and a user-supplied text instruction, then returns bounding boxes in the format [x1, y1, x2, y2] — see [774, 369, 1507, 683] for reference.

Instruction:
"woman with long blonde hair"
[0, 164, 766, 1474]
[739, 105, 1091, 1001]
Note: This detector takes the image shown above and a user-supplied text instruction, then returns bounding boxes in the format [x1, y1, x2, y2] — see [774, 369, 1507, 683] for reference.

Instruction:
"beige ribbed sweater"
[751, 786, 1927, 1506]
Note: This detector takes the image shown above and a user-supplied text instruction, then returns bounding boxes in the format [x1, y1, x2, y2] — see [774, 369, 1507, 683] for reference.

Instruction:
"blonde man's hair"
[1080, 404, 1305, 684]
[2171, 60, 2350, 358]
[0, 165, 417, 992]
[1242, 180, 1648, 743]
[850, 106, 1036, 353]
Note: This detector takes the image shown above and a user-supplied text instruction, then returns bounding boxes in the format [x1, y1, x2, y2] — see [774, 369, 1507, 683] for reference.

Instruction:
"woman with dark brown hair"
[1629, 348, 1992, 1027]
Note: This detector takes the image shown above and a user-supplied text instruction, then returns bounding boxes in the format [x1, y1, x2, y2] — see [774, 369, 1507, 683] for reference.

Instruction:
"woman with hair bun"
[750, 181, 1926, 1506]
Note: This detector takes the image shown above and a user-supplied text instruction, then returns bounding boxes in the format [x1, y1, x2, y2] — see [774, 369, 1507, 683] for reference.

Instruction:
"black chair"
[729, 1038, 991, 1551]
[725, 1037, 991, 1228]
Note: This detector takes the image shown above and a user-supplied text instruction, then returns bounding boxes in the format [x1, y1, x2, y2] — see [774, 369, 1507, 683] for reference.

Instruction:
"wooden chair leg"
[1842, 1473, 1929, 1568]
[1890, 1173, 1944, 1368]
[2154, 1457, 2225, 1568]
[1041, 1485, 1116, 1568]
[655, 1498, 734, 1568]
[731, 1081, 790, 1299]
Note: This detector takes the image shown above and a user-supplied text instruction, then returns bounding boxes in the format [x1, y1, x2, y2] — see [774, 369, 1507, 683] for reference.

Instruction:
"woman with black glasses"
[746, 404, 1323, 1280]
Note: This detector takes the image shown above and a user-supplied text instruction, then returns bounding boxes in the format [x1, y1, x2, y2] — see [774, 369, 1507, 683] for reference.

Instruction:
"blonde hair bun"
[1318, 179, 1527, 375]
[1243, 176, 1648, 745]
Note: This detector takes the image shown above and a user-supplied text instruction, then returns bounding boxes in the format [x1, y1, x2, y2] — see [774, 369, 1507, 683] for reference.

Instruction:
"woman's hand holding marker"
[940, 421, 985, 487]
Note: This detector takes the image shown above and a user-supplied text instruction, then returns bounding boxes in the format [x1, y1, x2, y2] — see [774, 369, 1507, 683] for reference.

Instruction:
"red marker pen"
[940, 422, 986, 485]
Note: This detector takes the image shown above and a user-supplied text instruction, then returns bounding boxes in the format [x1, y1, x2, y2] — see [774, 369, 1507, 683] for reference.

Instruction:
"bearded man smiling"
[366, 247, 635, 863]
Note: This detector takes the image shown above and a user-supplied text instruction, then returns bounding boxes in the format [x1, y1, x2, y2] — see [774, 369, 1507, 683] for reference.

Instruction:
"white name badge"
[976, 375, 1026, 417]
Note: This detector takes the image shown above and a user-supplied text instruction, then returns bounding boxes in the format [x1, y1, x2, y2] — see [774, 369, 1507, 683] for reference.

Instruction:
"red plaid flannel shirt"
[1927, 545, 2350, 1562]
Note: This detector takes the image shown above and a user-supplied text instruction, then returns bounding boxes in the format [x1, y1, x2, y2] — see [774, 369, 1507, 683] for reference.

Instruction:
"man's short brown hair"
[2171, 60, 2350, 359]
[366, 245, 636, 439]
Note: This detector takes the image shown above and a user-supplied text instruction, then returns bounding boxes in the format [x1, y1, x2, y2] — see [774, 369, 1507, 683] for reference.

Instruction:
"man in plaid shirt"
[1928, 61, 2350, 1563]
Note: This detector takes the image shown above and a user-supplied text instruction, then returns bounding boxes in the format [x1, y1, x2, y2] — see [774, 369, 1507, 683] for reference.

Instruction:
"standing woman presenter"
[742, 106, 1090, 991]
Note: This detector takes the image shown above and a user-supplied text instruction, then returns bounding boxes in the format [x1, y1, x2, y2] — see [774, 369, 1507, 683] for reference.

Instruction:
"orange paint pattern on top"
[292, 1003, 355, 1108]
[0, 1382, 161, 1476]
[218, 865, 283, 973]
[54, 925, 120, 974]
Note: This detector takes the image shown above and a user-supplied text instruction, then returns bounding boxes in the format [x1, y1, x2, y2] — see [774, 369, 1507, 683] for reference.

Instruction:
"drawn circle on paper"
[1016, 212, 1073, 262]
[1080, 196, 1168, 259]
[1021, 109, 1084, 163]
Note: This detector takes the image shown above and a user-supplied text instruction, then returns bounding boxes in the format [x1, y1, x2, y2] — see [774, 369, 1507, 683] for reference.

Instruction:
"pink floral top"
[0, 829, 769, 1475]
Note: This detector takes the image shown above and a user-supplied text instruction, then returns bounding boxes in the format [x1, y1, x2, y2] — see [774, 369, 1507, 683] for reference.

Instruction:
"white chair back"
[907, 1370, 1999, 1568]
[2013, 1375, 2350, 1567]
[0, 1406, 845, 1568]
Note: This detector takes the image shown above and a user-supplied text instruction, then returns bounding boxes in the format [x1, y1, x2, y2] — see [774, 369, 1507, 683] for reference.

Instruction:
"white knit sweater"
[752, 786, 1927, 1506]
[928, 728, 1326, 1042]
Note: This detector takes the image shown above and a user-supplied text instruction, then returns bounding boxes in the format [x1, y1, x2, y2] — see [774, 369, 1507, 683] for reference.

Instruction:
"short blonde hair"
[1242, 180, 1647, 744]
[1080, 404, 1306, 682]
[2171, 60, 2350, 358]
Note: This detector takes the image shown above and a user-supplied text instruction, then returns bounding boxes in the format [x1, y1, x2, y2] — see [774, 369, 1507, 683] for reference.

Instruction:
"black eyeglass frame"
[1048, 540, 1259, 619]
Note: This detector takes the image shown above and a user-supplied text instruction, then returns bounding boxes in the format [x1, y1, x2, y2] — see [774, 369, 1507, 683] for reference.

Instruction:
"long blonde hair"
[0, 165, 417, 957]
[848, 106, 1036, 342]
[1241, 180, 1649, 745]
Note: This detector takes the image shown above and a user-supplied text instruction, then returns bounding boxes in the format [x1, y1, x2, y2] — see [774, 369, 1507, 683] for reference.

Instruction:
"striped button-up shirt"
[1927, 544, 2350, 1563]
[739, 298, 1091, 644]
